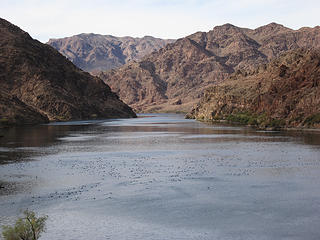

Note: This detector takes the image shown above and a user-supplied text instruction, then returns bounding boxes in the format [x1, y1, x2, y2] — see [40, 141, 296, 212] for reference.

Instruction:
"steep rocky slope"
[187, 49, 320, 129]
[99, 23, 320, 113]
[0, 18, 136, 125]
[0, 90, 48, 125]
[48, 34, 174, 72]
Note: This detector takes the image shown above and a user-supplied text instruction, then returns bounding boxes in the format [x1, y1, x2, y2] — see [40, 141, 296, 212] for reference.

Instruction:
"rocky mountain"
[98, 23, 320, 113]
[47, 34, 174, 72]
[186, 48, 320, 129]
[0, 18, 136, 126]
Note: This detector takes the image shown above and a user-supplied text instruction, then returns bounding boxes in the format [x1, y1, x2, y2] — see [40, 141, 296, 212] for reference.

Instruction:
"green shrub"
[225, 112, 286, 128]
[0, 117, 9, 126]
[304, 113, 320, 126]
[226, 112, 264, 126]
[2, 210, 48, 240]
[267, 118, 286, 128]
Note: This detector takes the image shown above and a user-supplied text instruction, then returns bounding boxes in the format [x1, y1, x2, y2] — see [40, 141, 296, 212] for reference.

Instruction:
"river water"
[0, 114, 320, 240]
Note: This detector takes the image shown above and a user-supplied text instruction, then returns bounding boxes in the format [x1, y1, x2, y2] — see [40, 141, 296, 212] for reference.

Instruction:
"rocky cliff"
[0, 18, 136, 125]
[47, 34, 174, 72]
[99, 23, 320, 113]
[187, 49, 320, 129]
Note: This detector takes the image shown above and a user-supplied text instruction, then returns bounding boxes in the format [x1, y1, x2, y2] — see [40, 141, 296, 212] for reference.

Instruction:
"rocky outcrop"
[0, 18, 136, 125]
[47, 34, 174, 72]
[99, 23, 320, 113]
[187, 49, 320, 129]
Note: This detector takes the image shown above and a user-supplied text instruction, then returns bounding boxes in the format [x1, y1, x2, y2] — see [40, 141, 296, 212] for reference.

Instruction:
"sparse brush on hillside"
[187, 48, 320, 129]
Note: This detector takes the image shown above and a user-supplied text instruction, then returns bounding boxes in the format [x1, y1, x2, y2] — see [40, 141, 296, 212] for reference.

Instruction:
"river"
[0, 114, 320, 240]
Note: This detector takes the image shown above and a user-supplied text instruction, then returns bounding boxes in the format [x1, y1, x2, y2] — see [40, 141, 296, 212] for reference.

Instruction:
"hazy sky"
[1, 0, 319, 42]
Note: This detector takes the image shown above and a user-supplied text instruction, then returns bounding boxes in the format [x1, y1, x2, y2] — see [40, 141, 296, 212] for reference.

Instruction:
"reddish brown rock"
[99, 23, 320, 113]
[0, 18, 136, 125]
[187, 49, 320, 128]
[48, 34, 174, 72]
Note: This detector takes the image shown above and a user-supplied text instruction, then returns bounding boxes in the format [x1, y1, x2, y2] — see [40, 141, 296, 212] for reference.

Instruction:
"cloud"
[1, 0, 319, 42]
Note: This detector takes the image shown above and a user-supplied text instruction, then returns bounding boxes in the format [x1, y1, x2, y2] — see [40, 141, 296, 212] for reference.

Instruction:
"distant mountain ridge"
[47, 34, 175, 72]
[98, 23, 320, 113]
[0, 18, 136, 125]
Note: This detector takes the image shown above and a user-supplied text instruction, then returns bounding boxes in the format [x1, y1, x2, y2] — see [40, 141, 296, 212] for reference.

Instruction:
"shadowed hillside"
[0, 18, 136, 125]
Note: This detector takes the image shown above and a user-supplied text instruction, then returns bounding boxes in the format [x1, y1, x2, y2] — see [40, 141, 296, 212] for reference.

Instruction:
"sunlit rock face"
[187, 48, 320, 129]
[99, 23, 320, 113]
[48, 34, 175, 72]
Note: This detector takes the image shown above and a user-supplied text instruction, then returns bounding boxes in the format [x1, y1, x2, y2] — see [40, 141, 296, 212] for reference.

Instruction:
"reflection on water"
[0, 125, 89, 164]
[0, 114, 320, 240]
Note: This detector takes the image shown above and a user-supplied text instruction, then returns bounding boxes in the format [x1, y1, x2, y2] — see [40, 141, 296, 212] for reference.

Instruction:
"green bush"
[0, 117, 9, 126]
[2, 210, 48, 240]
[226, 112, 264, 126]
[267, 118, 285, 128]
[304, 113, 320, 126]
[225, 112, 286, 128]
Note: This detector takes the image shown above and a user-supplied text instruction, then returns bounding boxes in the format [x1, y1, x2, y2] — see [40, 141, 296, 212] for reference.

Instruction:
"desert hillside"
[99, 23, 320, 113]
[0, 18, 136, 125]
[187, 48, 320, 129]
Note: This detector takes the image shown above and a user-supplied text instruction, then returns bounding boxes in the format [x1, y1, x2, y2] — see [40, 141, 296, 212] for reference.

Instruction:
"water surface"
[0, 114, 320, 240]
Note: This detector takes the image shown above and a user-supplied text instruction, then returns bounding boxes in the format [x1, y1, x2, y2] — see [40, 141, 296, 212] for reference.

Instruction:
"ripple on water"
[0, 114, 320, 240]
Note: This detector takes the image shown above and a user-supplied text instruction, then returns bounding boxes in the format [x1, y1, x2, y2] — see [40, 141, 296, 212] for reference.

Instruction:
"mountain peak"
[213, 23, 239, 31]
[254, 22, 291, 33]
[221, 23, 237, 28]
[264, 22, 285, 27]
[210, 23, 245, 36]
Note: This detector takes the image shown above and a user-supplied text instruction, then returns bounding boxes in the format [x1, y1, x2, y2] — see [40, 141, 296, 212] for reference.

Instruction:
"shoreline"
[193, 118, 320, 133]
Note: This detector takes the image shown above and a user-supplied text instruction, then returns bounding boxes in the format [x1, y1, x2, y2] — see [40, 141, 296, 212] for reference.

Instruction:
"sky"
[1, 0, 320, 43]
